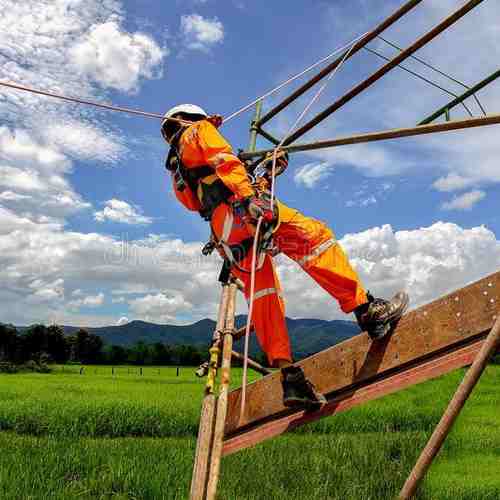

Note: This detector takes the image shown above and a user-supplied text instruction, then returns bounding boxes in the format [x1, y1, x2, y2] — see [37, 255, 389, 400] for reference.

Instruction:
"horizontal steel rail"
[239, 113, 500, 160]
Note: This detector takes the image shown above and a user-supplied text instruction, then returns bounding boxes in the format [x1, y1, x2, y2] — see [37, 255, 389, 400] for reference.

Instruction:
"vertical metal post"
[248, 100, 263, 152]
[445, 107, 450, 122]
[399, 315, 500, 499]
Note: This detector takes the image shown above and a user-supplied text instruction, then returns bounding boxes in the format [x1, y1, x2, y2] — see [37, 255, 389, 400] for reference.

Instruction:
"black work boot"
[354, 291, 409, 340]
[281, 366, 327, 409]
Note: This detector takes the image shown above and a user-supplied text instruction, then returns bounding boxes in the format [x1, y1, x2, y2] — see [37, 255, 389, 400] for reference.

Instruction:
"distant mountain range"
[60, 316, 361, 358]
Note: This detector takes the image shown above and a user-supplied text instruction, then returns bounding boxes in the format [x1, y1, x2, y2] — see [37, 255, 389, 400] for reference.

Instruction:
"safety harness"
[166, 145, 275, 281]
[166, 147, 233, 221]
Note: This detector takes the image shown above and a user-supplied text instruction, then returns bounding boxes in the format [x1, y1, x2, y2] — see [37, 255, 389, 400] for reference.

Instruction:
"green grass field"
[0, 364, 498, 499]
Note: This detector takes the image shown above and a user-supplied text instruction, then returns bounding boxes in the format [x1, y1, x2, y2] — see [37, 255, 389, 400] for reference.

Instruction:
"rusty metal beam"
[222, 270, 500, 454]
[239, 113, 500, 160]
[256, 0, 425, 127]
[282, 0, 486, 146]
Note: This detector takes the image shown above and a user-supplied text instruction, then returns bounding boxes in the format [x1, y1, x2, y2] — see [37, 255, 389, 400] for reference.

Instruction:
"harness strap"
[216, 210, 266, 273]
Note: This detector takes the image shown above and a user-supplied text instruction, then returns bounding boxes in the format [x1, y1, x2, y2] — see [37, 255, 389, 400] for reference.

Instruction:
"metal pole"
[419, 69, 500, 124]
[206, 282, 238, 500]
[248, 100, 263, 152]
[231, 350, 271, 376]
[282, 0, 486, 146]
[239, 113, 500, 160]
[190, 284, 230, 500]
[399, 315, 500, 499]
[256, 0, 424, 127]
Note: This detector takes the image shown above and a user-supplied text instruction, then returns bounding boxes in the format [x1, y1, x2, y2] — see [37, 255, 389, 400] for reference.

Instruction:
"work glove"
[244, 196, 276, 224]
[255, 150, 289, 180]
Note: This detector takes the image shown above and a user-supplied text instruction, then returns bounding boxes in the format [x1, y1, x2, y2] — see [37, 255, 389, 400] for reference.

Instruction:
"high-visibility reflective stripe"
[298, 238, 337, 266]
[212, 152, 238, 167]
[222, 212, 234, 242]
[250, 287, 279, 302]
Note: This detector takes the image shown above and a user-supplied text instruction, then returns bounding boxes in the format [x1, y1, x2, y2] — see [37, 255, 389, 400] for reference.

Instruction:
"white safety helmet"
[162, 104, 208, 125]
[161, 104, 208, 143]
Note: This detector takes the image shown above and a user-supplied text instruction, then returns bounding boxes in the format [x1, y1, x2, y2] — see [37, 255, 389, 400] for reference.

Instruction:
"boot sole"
[284, 397, 327, 409]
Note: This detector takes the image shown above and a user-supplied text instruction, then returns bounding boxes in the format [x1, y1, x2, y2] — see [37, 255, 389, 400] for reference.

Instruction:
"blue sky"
[1, 0, 500, 326]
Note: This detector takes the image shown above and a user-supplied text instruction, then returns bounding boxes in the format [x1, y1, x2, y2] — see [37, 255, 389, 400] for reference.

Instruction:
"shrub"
[0, 362, 19, 373]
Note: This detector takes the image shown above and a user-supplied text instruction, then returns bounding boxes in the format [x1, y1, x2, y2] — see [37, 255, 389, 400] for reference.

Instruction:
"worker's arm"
[198, 121, 255, 200]
[171, 175, 202, 211]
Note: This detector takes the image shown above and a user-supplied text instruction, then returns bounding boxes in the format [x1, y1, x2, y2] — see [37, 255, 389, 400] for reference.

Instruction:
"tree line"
[0, 323, 208, 367]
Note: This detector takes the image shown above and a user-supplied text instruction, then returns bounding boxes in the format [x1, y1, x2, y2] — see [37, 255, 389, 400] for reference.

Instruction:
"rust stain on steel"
[224, 271, 500, 439]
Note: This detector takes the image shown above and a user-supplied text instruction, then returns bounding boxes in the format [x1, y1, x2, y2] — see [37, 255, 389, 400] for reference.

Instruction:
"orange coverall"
[171, 120, 368, 366]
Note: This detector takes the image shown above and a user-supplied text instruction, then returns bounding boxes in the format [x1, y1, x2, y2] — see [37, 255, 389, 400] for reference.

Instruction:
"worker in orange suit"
[161, 104, 409, 408]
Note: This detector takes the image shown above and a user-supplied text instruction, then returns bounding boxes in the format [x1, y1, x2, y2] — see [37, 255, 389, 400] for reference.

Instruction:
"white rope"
[269, 39, 358, 204]
[239, 37, 358, 422]
[239, 216, 264, 421]
[1, 31, 368, 130]
[223, 31, 369, 124]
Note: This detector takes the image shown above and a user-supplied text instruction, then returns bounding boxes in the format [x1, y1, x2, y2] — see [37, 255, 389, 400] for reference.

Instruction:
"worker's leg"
[274, 202, 367, 313]
[212, 203, 326, 407]
[232, 253, 292, 367]
[211, 203, 291, 366]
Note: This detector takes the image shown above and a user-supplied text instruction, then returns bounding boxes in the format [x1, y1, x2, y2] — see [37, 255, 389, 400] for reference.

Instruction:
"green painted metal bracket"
[419, 69, 500, 125]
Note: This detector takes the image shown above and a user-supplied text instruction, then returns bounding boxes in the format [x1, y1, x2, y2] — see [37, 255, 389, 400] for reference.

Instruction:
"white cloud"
[94, 199, 153, 225]
[294, 162, 333, 188]
[433, 174, 476, 193]
[68, 293, 105, 310]
[279, 222, 500, 320]
[441, 190, 486, 211]
[69, 21, 166, 93]
[0, 191, 32, 202]
[42, 121, 125, 164]
[116, 316, 129, 326]
[0, 127, 91, 218]
[129, 293, 193, 323]
[346, 195, 377, 208]
[0, 205, 219, 325]
[0, 0, 165, 163]
[180, 14, 224, 52]
[2, 198, 499, 326]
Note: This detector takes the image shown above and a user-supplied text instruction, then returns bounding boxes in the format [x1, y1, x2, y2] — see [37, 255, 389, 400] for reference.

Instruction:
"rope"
[0, 81, 196, 127]
[239, 38, 357, 422]
[270, 40, 357, 203]
[222, 31, 370, 124]
[0, 31, 369, 129]
[239, 217, 264, 421]
[0, 81, 164, 119]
